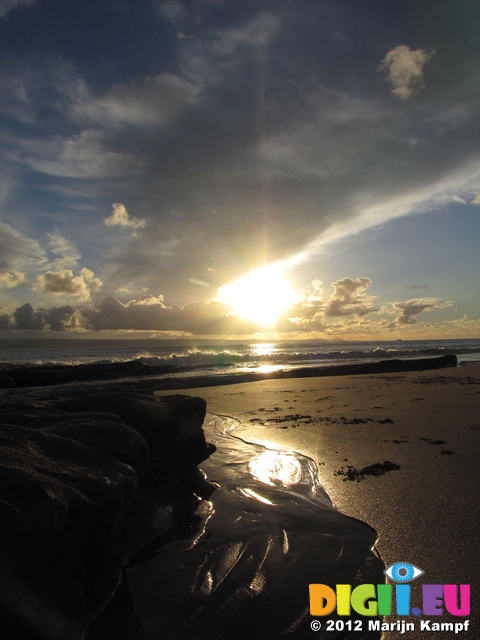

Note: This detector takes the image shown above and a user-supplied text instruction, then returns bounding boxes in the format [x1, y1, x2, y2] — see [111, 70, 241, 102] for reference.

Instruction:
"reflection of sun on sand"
[158, 361, 480, 639]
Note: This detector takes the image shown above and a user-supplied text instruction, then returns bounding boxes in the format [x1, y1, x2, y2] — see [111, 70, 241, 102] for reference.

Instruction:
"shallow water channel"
[127, 413, 384, 639]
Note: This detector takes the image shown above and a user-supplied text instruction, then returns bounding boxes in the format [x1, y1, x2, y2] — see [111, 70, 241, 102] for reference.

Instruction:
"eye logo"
[384, 562, 424, 583]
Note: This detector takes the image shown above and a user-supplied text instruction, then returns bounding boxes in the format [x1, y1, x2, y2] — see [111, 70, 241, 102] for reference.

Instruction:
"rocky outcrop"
[0, 385, 212, 640]
[0, 360, 183, 388]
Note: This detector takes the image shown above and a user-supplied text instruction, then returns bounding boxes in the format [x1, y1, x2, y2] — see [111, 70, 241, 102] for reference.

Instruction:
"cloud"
[82, 295, 238, 333]
[21, 129, 139, 178]
[379, 45, 435, 99]
[104, 203, 146, 230]
[44, 305, 79, 331]
[277, 276, 376, 333]
[37, 268, 102, 302]
[9, 302, 78, 331]
[154, 0, 187, 25]
[0, 220, 46, 271]
[325, 277, 375, 318]
[0, 270, 25, 289]
[472, 195, 480, 205]
[77, 73, 199, 128]
[46, 232, 81, 269]
[0, 0, 36, 19]
[13, 302, 45, 330]
[0, 313, 12, 329]
[400, 284, 432, 290]
[389, 298, 451, 325]
[0, 3, 479, 321]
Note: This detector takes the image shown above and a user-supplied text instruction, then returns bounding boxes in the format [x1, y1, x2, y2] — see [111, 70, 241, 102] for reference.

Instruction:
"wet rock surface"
[0, 384, 212, 640]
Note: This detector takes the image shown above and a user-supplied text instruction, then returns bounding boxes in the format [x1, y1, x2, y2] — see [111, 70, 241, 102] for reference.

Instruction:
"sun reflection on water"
[249, 450, 303, 488]
[252, 343, 277, 357]
[253, 363, 283, 374]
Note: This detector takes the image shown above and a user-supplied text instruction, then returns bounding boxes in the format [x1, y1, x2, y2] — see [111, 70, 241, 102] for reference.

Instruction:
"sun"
[217, 263, 294, 326]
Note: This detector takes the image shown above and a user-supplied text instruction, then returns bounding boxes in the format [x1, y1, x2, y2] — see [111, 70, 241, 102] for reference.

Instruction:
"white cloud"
[133, 294, 166, 306]
[379, 45, 435, 99]
[0, 270, 25, 288]
[325, 277, 375, 318]
[471, 195, 480, 205]
[104, 203, 146, 230]
[388, 297, 452, 325]
[0, 219, 46, 271]
[21, 129, 139, 178]
[296, 160, 480, 263]
[37, 268, 103, 302]
[76, 73, 199, 128]
[46, 232, 81, 269]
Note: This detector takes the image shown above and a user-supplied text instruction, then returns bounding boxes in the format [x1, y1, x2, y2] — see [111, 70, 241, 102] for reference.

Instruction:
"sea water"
[0, 338, 478, 377]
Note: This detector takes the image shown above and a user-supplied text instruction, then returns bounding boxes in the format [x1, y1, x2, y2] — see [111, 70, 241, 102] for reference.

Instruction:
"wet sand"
[156, 361, 480, 639]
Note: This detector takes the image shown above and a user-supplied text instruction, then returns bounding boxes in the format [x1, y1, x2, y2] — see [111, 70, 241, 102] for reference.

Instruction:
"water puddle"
[126, 414, 384, 638]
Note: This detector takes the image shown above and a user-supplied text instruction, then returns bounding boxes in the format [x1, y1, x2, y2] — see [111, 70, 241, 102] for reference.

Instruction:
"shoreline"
[157, 361, 480, 638]
[0, 353, 458, 389]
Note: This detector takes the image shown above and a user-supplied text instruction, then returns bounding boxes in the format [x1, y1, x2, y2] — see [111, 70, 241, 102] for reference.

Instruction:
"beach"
[157, 361, 480, 638]
[0, 355, 477, 639]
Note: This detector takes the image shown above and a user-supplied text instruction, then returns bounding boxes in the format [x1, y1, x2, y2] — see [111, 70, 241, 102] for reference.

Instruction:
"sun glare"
[217, 263, 294, 326]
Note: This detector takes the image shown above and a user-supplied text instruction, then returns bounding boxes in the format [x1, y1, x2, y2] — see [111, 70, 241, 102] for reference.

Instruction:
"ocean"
[0, 338, 478, 380]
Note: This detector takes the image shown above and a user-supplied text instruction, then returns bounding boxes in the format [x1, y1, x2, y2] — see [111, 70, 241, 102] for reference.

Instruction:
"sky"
[0, 0, 479, 340]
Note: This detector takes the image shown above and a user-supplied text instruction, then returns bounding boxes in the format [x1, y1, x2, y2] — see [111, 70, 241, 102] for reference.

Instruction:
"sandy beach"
[157, 361, 480, 639]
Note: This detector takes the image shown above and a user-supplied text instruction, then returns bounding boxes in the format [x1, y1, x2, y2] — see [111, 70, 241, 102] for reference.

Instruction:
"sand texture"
[157, 361, 480, 638]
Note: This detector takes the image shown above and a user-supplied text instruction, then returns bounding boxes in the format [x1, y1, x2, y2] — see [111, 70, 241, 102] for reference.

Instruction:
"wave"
[1, 339, 479, 371]
[131, 345, 480, 369]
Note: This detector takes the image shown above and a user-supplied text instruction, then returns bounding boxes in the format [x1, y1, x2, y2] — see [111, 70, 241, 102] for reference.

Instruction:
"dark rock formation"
[0, 385, 212, 640]
[0, 360, 185, 389]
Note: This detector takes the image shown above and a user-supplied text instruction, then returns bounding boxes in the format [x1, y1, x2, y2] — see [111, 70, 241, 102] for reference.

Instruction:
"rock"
[49, 416, 149, 479]
[0, 385, 214, 640]
[55, 391, 210, 468]
[0, 373, 14, 388]
[0, 423, 139, 640]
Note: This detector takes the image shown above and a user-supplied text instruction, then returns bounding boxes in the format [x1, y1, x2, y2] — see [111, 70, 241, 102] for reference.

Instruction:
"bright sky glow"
[217, 264, 294, 326]
[0, 1, 478, 339]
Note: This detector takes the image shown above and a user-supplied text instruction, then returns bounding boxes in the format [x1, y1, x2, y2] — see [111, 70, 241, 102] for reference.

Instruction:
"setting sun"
[217, 263, 294, 325]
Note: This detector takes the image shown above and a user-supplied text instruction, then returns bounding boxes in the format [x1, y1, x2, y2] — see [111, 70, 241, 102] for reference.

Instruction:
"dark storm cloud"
[0, 313, 12, 329]
[10, 302, 79, 331]
[13, 302, 45, 330]
[81, 295, 256, 335]
[44, 305, 79, 331]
